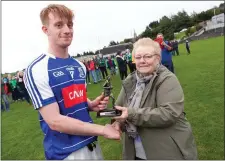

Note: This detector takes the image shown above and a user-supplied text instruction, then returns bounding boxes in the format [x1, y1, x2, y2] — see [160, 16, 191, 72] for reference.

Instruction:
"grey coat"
[115, 65, 198, 160]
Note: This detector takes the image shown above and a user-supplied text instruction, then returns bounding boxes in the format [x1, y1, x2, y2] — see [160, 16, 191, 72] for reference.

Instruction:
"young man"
[23, 4, 120, 160]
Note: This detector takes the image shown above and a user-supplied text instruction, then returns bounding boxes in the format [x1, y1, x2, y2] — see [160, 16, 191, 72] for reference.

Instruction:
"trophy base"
[96, 109, 122, 118]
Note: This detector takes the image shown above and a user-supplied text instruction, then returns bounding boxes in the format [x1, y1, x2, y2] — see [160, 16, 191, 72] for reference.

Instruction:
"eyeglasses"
[134, 54, 157, 61]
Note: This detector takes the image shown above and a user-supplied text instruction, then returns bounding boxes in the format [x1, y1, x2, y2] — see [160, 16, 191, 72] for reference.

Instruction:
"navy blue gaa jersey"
[24, 53, 97, 160]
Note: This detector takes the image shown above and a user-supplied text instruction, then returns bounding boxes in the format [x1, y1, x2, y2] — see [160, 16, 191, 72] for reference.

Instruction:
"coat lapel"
[122, 73, 136, 100]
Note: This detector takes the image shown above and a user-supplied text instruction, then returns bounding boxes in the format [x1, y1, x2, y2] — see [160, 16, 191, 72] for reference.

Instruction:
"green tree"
[109, 41, 117, 46]
[149, 20, 159, 29]
[140, 26, 153, 38]
[123, 38, 133, 43]
[158, 16, 175, 40]
[171, 10, 193, 33]
[185, 27, 191, 36]
[89, 51, 95, 55]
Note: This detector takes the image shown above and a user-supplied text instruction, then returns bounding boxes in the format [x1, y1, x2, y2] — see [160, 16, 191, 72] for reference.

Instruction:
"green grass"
[1, 36, 224, 160]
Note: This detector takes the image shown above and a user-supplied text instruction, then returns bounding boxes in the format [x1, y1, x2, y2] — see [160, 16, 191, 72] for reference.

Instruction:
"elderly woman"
[112, 38, 198, 160]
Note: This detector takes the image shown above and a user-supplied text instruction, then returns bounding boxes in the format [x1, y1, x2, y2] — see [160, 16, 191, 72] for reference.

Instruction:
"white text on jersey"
[69, 90, 84, 100]
[53, 71, 65, 77]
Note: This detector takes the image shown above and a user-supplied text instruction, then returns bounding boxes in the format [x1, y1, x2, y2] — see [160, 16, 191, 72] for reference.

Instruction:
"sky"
[2, 1, 223, 73]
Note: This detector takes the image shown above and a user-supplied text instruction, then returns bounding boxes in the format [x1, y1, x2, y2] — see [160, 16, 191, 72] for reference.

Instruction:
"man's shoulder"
[70, 57, 86, 69]
[25, 54, 49, 74]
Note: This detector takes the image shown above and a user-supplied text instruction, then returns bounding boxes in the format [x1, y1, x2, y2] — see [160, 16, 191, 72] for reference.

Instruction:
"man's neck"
[48, 44, 69, 59]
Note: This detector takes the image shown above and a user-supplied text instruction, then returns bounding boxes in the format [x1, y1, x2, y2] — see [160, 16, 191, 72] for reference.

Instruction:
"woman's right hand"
[113, 106, 128, 123]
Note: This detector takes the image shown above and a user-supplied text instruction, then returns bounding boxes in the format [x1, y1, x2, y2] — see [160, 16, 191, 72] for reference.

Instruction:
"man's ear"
[42, 25, 48, 35]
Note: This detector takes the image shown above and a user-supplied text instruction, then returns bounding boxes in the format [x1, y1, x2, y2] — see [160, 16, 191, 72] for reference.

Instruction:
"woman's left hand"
[113, 106, 128, 122]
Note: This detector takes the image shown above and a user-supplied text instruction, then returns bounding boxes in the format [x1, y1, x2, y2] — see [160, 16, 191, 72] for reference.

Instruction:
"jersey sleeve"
[23, 57, 56, 110]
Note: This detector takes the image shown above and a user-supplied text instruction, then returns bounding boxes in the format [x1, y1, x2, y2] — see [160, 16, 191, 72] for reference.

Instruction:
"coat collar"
[122, 65, 165, 107]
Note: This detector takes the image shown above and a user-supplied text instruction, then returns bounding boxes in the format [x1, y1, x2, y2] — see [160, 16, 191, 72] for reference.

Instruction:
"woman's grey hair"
[132, 38, 161, 57]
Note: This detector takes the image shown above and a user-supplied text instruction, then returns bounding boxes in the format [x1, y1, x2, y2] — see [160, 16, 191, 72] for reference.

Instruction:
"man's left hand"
[88, 93, 109, 112]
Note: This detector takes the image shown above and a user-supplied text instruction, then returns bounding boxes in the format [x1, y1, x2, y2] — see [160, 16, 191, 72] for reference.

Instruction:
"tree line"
[140, 2, 224, 40]
[76, 2, 224, 57]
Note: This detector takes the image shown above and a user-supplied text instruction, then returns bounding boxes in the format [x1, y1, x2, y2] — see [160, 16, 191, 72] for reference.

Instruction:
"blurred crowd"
[81, 49, 136, 84]
[1, 71, 31, 112]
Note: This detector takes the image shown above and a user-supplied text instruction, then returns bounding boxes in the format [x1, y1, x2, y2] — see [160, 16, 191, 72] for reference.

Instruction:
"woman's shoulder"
[123, 72, 136, 84]
[156, 65, 180, 84]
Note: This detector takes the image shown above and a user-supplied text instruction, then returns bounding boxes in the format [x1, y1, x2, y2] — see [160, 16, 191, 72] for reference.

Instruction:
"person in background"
[125, 49, 135, 73]
[93, 56, 102, 82]
[17, 71, 32, 105]
[98, 55, 108, 79]
[89, 58, 98, 84]
[173, 39, 179, 56]
[116, 51, 128, 80]
[5, 74, 13, 103]
[111, 55, 118, 74]
[7, 74, 12, 81]
[170, 40, 175, 56]
[155, 33, 174, 73]
[185, 40, 191, 54]
[9, 76, 19, 102]
[83, 59, 91, 84]
[107, 56, 116, 76]
[112, 37, 198, 160]
[1, 78, 10, 111]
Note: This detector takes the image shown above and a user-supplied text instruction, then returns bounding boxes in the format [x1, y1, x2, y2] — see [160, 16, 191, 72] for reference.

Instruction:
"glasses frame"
[134, 54, 157, 61]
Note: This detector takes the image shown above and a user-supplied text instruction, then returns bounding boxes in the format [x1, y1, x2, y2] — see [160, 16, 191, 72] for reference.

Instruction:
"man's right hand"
[112, 121, 122, 133]
[102, 124, 121, 140]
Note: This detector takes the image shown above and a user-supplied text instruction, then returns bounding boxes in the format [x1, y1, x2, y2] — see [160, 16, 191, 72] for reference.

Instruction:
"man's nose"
[62, 25, 71, 33]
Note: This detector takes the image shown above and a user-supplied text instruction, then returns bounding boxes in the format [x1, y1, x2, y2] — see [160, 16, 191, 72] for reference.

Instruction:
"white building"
[212, 13, 224, 24]
[205, 13, 224, 31]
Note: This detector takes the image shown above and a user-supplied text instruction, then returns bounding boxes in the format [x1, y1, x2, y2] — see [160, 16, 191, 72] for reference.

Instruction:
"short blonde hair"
[40, 4, 74, 25]
[132, 38, 161, 57]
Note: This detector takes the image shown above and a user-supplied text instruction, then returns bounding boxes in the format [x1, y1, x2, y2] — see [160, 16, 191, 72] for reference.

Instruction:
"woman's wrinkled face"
[134, 46, 160, 75]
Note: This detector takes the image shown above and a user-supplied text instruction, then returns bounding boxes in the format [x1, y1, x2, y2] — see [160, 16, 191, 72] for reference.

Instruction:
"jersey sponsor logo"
[53, 71, 65, 77]
[62, 84, 87, 108]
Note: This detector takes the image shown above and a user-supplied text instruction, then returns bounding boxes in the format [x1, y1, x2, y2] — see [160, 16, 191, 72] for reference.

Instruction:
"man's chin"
[60, 42, 72, 48]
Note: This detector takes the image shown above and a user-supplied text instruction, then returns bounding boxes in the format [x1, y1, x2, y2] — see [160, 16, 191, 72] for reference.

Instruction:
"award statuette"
[97, 76, 122, 118]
